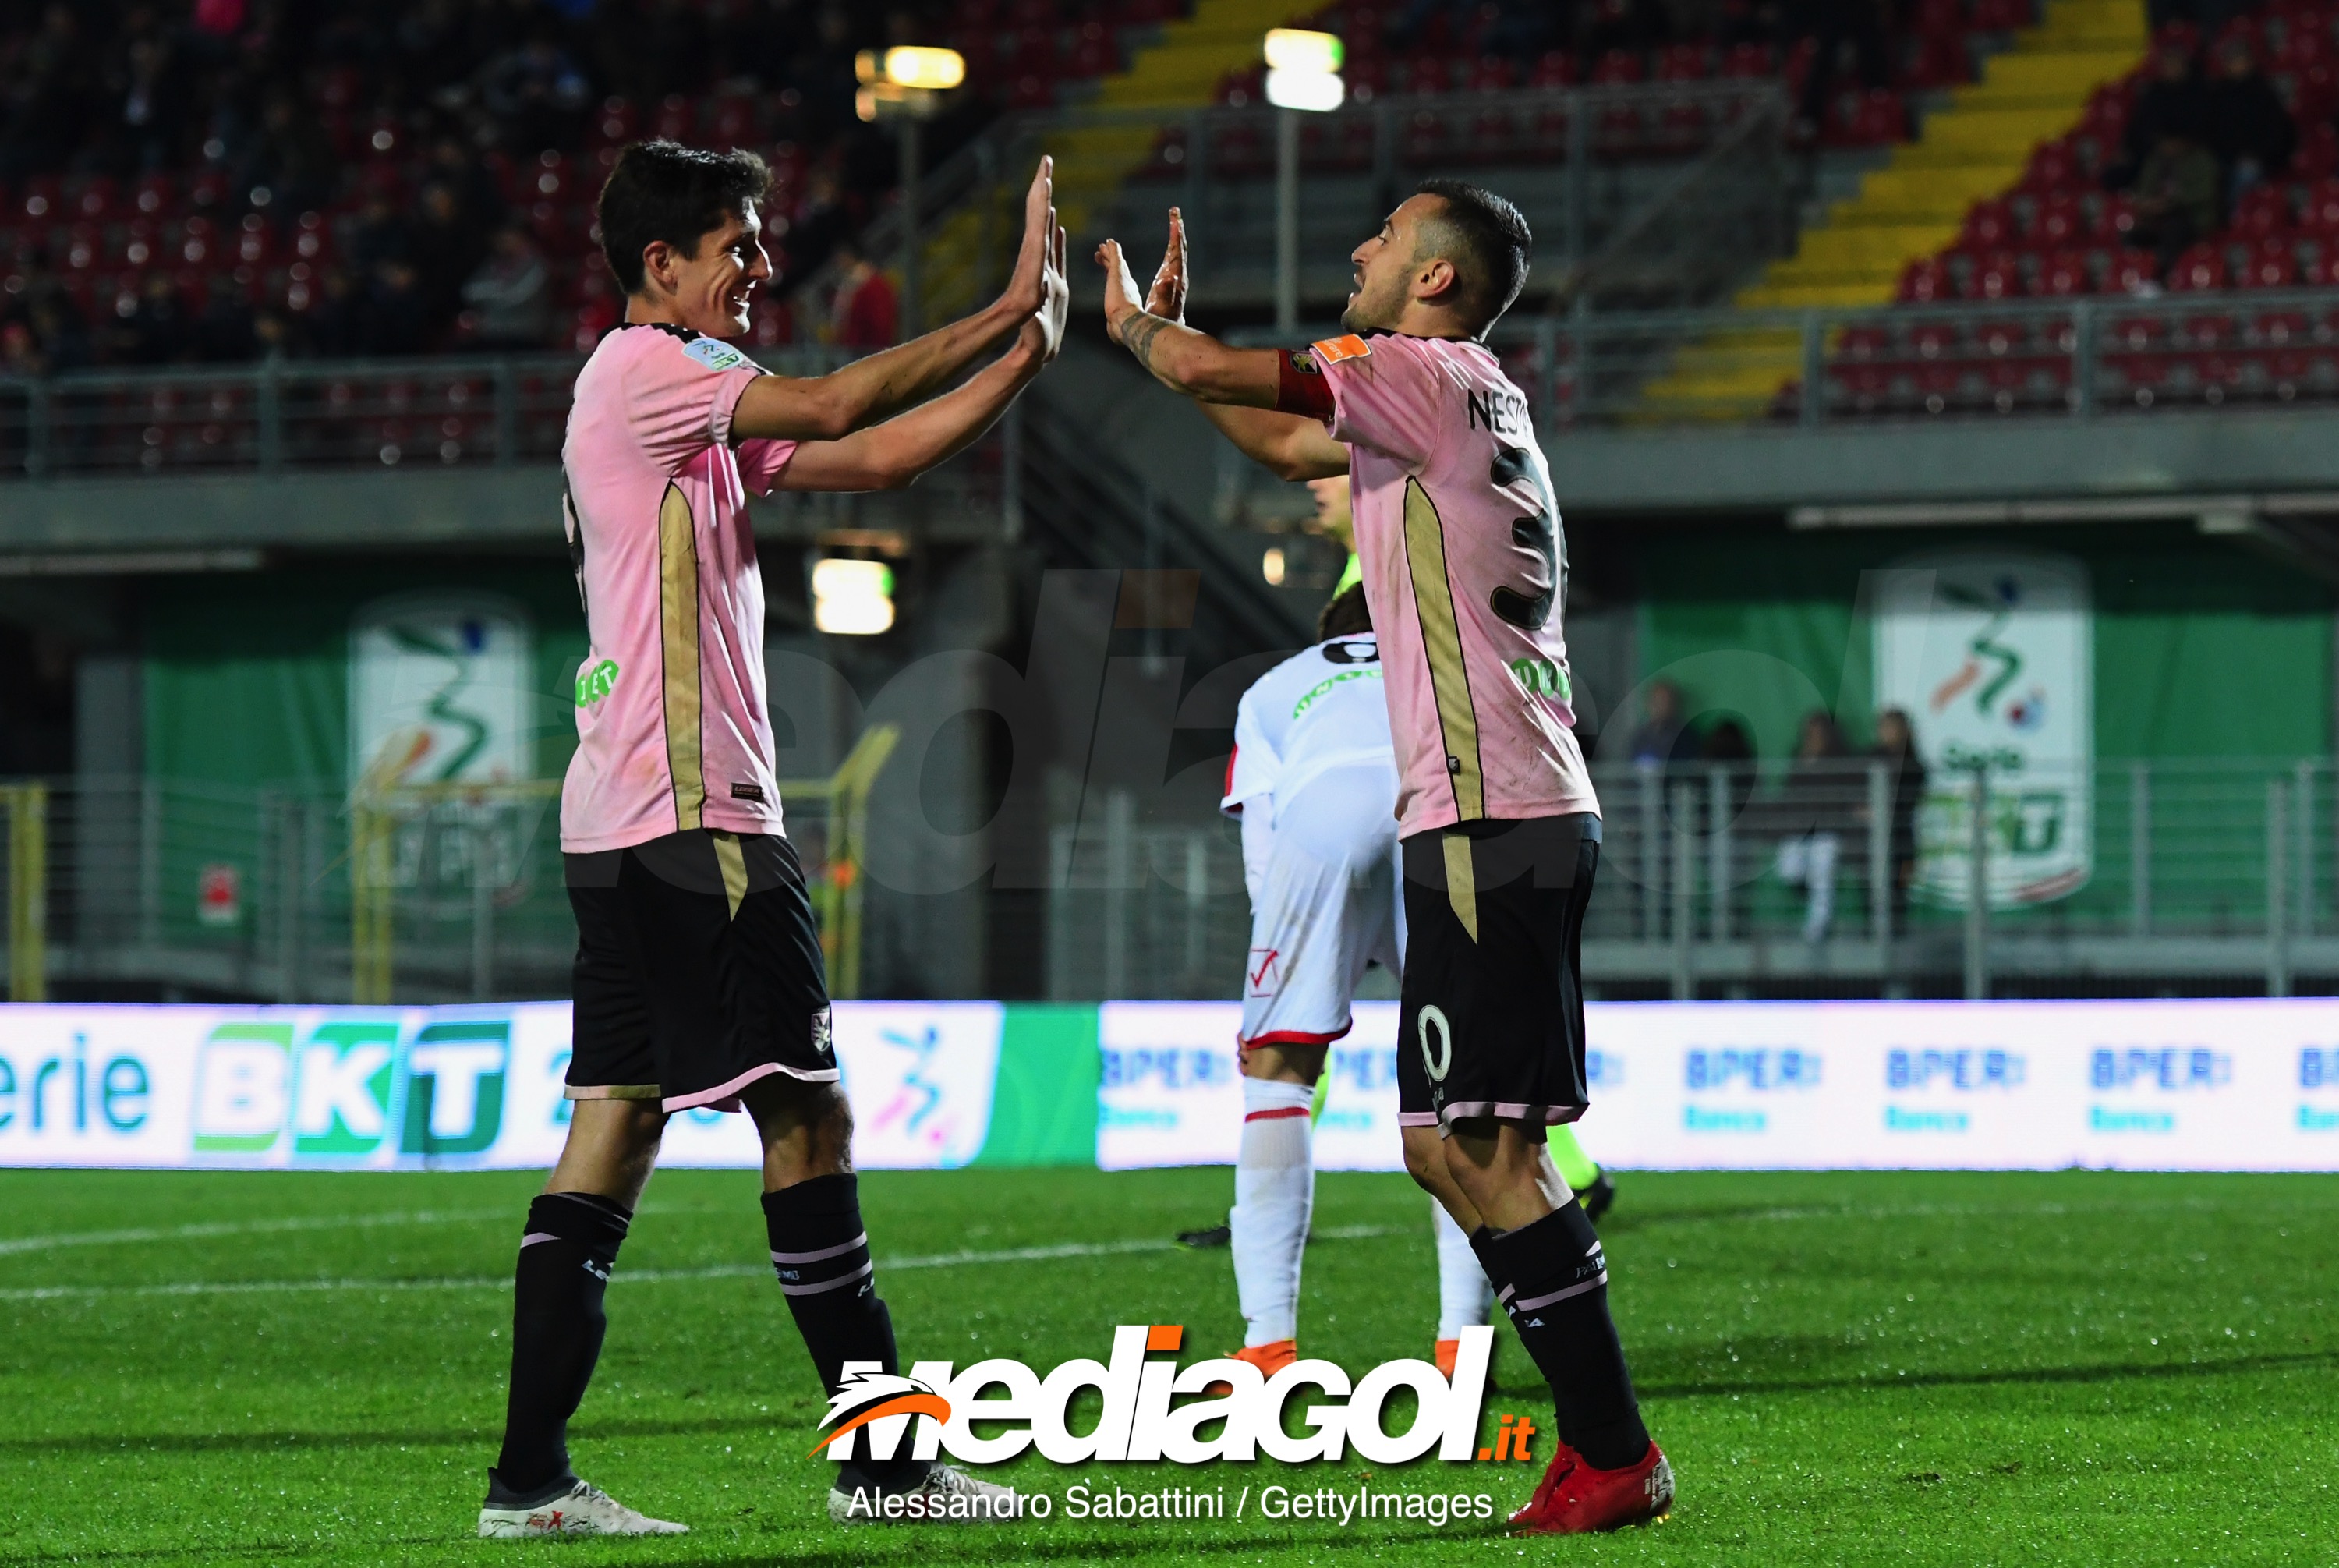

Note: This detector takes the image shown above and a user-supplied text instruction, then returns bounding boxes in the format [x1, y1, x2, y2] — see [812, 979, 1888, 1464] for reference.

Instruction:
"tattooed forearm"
[1118, 311, 1173, 379]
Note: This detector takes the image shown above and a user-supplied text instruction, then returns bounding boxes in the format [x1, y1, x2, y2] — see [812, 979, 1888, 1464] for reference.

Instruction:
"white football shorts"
[1239, 763, 1405, 1049]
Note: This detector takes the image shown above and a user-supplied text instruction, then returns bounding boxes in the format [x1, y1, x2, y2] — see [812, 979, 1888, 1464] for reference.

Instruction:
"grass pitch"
[0, 1165, 2334, 1566]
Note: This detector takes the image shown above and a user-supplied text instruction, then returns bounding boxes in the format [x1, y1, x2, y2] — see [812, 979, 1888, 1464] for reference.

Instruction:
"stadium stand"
[1805, 2, 2339, 416]
[0, 0, 1172, 370]
[1640, 0, 2146, 417]
[0, 0, 2022, 378]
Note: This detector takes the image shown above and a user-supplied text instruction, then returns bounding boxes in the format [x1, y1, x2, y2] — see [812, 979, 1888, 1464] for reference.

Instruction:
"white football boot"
[478, 1478, 688, 1538]
[826, 1464, 1022, 1524]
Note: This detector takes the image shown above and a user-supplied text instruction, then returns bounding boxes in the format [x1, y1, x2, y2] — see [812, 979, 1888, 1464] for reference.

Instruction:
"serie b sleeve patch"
[683, 337, 753, 373]
[1311, 333, 1372, 364]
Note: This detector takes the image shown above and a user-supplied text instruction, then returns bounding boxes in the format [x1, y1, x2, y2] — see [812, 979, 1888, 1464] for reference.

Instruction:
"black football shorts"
[564, 829, 837, 1113]
[1396, 812, 1601, 1136]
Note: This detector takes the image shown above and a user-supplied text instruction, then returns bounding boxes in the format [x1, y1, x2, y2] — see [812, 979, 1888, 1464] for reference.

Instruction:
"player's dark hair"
[1317, 582, 1372, 640]
[1413, 178, 1532, 333]
[598, 140, 773, 294]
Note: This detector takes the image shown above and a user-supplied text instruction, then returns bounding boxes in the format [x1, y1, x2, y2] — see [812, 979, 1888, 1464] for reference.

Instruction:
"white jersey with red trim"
[1222, 635, 1405, 1048]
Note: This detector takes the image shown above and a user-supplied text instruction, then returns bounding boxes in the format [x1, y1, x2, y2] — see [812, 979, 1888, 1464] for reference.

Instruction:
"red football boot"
[1507, 1439, 1673, 1534]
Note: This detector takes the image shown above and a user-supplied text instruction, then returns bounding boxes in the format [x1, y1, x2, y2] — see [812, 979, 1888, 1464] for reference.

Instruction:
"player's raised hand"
[1095, 236, 1148, 343]
[1145, 207, 1187, 324]
[1021, 204, 1070, 362]
[998, 156, 1056, 322]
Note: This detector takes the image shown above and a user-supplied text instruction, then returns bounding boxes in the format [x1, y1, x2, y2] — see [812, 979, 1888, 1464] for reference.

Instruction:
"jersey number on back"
[1486, 444, 1564, 631]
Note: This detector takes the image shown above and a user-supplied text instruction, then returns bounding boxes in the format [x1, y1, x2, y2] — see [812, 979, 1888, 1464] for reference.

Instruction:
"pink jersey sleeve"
[625, 331, 766, 475]
[1314, 333, 1442, 469]
[736, 437, 798, 494]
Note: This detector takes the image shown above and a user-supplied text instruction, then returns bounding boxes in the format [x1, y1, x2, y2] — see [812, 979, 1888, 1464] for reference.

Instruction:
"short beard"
[1339, 288, 1392, 335]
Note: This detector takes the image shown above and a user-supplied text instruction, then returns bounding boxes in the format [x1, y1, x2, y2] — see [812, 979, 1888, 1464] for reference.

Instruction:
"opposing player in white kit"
[1215, 582, 1495, 1379]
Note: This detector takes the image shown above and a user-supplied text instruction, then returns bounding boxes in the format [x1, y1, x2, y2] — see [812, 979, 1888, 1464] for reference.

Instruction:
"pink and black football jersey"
[1308, 331, 1598, 838]
[559, 324, 798, 853]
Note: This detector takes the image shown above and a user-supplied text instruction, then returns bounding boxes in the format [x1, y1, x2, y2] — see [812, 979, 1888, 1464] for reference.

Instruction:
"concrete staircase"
[901, 0, 1323, 324]
[1633, 0, 2146, 420]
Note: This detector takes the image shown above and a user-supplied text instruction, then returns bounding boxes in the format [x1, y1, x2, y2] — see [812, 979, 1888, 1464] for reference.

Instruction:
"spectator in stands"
[463, 224, 553, 348]
[0, 319, 42, 378]
[829, 240, 899, 349]
[2206, 35, 2295, 200]
[2129, 131, 2222, 271]
[111, 272, 192, 365]
[242, 90, 338, 214]
[360, 260, 430, 356]
[412, 182, 486, 326]
[1868, 706, 1927, 932]
[0, 5, 97, 179]
[477, 21, 591, 156]
[1792, 0, 1892, 138]
[196, 285, 257, 362]
[307, 267, 363, 359]
[2107, 37, 2209, 189]
[23, 282, 90, 374]
[1703, 716, 1758, 826]
[1626, 679, 1692, 768]
[108, 7, 190, 175]
[1774, 710, 1852, 943]
[427, 133, 507, 235]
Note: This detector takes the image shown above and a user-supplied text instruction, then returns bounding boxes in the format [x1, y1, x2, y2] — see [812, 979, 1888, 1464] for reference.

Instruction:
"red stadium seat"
[1593, 48, 1645, 83]
[2039, 249, 2093, 294]
[2242, 239, 2298, 288]
[1968, 249, 2022, 299]
[1898, 257, 1950, 302]
[2034, 192, 2082, 246]
[1962, 198, 2015, 248]
[653, 94, 695, 143]
[2020, 139, 2079, 192]
[1655, 43, 1707, 80]
[2167, 245, 2228, 290]
[234, 214, 275, 267]
[1530, 51, 1577, 87]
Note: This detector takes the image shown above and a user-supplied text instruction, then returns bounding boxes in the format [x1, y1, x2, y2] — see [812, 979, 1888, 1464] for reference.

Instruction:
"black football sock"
[1482, 1202, 1651, 1471]
[764, 1175, 929, 1494]
[490, 1191, 631, 1501]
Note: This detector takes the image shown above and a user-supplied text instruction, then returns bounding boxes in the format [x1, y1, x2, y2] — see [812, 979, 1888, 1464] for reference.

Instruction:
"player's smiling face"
[1343, 195, 1437, 334]
[669, 202, 770, 338]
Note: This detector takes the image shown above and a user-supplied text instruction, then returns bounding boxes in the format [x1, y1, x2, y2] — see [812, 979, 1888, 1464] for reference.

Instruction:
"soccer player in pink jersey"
[477, 141, 1066, 1540]
[1094, 186, 1672, 1534]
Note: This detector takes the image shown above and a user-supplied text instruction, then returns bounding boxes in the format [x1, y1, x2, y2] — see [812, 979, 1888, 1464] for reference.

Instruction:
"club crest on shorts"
[812, 1008, 834, 1057]
[1246, 947, 1283, 998]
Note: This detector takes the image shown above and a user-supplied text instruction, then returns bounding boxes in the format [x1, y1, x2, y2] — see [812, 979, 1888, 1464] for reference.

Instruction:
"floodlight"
[1265, 67, 1345, 111]
[812, 557, 896, 635]
[1264, 28, 1343, 74]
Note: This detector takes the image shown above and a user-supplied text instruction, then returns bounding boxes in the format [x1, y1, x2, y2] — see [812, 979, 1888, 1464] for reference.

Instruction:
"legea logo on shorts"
[813, 1325, 1497, 1471]
[191, 1015, 508, 1162]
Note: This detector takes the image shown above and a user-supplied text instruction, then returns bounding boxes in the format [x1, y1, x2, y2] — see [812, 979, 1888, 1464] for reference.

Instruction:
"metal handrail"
[785, 78, 1796, 333]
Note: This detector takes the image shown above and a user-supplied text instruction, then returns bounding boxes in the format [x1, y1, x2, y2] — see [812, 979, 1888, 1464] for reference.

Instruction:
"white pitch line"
[0, 1208, 518, 1258]
[0, 1200, 735, 1260]
[0, 1224, 1407, 1304]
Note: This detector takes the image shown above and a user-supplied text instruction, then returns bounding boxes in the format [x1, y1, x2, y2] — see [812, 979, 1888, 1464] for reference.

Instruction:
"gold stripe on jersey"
[1442, 832, 1480, 943]
[657, 482, 706, 831]
[1401, 475, 1486, 821]
[713, 830, 748, 919]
